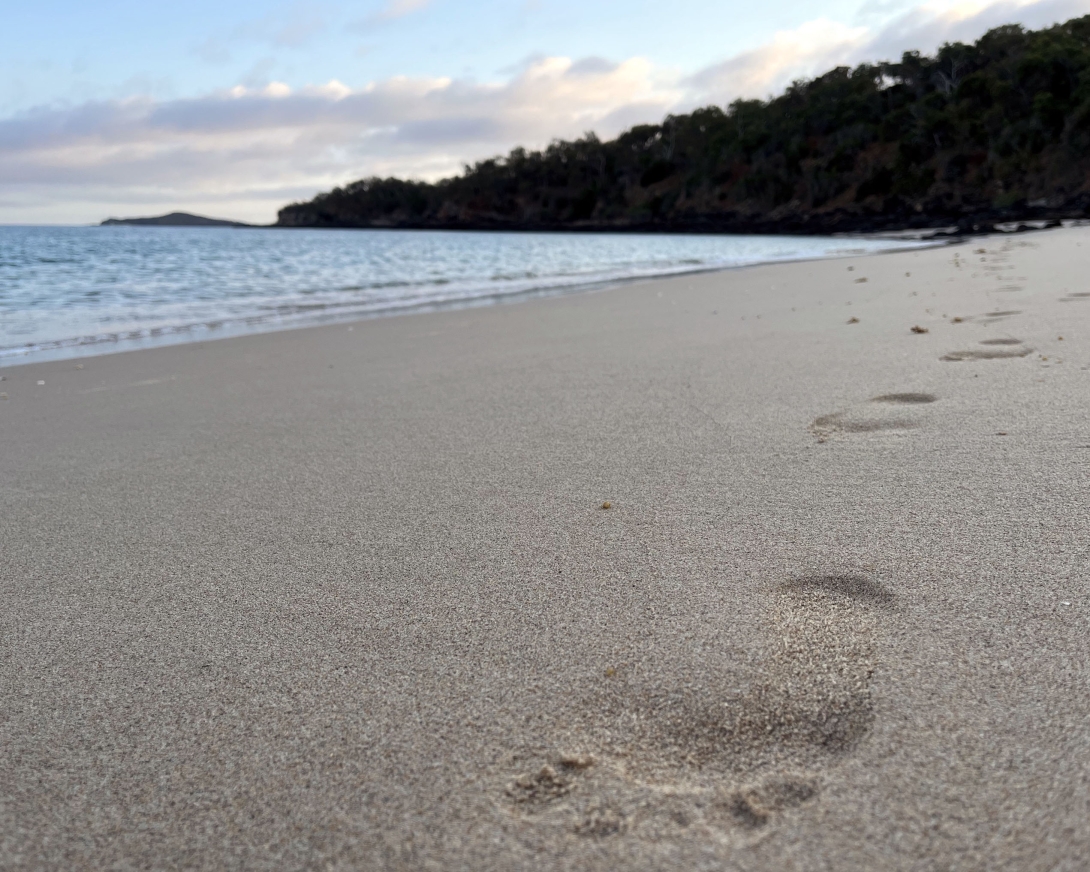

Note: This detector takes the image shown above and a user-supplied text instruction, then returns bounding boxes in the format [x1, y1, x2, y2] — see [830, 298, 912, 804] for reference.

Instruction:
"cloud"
[686, 19, 870, 102]
[0, 56, 678, 223]
[688, 0, 1090, 104]
[4, 0, 1089, 224]
[864, 0, 1090, 59]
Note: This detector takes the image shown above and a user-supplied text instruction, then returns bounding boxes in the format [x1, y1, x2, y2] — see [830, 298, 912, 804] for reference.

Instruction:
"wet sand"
[2, 228, 1089, 869]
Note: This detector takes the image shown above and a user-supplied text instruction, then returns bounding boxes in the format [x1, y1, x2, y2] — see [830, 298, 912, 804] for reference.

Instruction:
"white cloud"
[0, 57, 679, 224]
[689, 0, 1090, 104]
[686, 19, 871, 103]
[4, 0, 1089, 224]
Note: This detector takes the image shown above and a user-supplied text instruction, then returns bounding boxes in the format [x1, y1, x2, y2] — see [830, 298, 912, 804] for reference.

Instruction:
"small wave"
[0, 227, 931, 364]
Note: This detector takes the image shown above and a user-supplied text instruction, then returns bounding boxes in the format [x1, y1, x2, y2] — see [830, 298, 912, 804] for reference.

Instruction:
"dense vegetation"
[278, 16, 1090, 233]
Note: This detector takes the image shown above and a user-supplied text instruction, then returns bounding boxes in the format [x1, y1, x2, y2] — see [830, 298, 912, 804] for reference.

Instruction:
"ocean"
[0, 225, 929, 364]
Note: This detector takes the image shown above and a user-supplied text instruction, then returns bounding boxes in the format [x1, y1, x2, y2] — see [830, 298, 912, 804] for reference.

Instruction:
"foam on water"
[0, 226, 928, 363]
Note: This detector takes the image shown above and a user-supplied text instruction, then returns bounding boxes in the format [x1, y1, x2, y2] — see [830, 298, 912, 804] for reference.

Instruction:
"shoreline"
[3, 228, 1088, 869]
[0, 231, 943, 369]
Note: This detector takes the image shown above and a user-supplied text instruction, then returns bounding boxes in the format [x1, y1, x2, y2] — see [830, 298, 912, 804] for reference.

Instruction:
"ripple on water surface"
[0, 226, 929, 363]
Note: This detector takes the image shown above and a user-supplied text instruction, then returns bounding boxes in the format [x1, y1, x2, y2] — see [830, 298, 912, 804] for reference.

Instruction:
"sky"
[3, 0, 1090, 224]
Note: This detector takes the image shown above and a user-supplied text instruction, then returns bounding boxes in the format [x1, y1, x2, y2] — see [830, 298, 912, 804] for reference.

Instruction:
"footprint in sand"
[980, 309, 1022, 324]
[503, 573, 894, 841]
[941, 339, 1033, 361]
[809, 392, 937, 440]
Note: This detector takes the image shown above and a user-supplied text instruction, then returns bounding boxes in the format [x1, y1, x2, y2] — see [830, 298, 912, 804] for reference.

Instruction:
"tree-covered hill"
[278, 16, 1090, 234]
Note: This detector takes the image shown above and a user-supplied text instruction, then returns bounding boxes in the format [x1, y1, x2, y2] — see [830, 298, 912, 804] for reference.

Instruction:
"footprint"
[810, 412, 916, 436]
[717, 574, 888, 761]
[503, 572, 892, 841]
[810, 393, 937, 439]
[870, 392, 937, 404]
[980, 309, 1022, 324]
[941, 345, 1033, 361]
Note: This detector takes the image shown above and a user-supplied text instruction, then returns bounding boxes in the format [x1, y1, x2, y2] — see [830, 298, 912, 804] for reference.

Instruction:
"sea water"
[0, 225, 928, 363]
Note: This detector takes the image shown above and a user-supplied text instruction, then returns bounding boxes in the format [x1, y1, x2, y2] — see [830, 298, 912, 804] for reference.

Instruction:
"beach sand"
[2, 227, 1089, 870]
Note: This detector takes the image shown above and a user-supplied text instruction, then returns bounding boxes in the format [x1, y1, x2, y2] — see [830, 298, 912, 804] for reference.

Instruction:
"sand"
[2, 227, 1089, 870]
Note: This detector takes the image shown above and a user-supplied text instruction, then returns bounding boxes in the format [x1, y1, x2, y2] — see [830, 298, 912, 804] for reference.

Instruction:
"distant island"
[101, 212, 253, 228]
[278, 16, 1090, 235]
